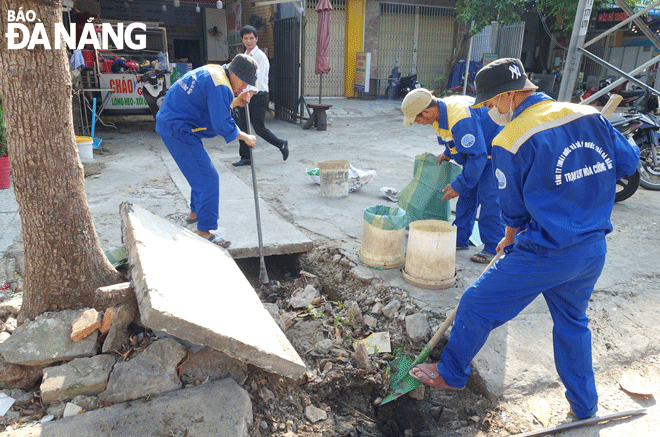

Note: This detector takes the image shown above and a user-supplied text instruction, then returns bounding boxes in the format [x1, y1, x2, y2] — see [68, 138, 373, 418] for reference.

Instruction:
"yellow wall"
[344, 0, 364, 97]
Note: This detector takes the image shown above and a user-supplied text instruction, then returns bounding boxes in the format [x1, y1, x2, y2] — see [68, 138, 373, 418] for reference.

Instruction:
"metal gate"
[273, 17, 300, 123]
[303, 0, 346, 97]
[469, 23, 525, 62]
[378, 3, 455, 90]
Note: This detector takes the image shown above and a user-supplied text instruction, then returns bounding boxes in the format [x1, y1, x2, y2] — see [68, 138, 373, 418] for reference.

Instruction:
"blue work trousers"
[454, 162, 503, 254]
[437, 246, 606, 419]
[160, 133, 219, 232]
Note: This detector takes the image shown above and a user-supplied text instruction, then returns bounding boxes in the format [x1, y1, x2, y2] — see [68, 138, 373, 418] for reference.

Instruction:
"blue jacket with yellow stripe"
[434, 95, 501, 195]
[492, 93, 640, 257]
[155, 65, 240, 143]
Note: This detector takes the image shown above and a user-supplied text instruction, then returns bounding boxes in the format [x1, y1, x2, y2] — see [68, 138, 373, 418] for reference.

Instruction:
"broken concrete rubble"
[0, 379, 253, 437]
[90, 282, 137, 313]
[0, 309, 98, 366]
[99, 338, 186, 404]
[40, 355, 116, 404]
[405, 312, 430, 342]
[119, 202, 306, 380]
[178, 346, 248, 386]
[289, 284, 320, 308]
[100, 303, 134, 354]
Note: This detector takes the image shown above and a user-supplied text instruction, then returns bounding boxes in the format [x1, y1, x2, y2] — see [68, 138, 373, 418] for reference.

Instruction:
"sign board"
[99, 73, 171, 110]
[227, 2, 243, 57]
[355, 52, 371, 93]
[578, 0, 595, 36]
[482, 53, 498, 65]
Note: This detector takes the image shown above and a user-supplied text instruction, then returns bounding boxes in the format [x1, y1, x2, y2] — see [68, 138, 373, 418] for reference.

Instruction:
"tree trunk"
[0, 0, 121, 322]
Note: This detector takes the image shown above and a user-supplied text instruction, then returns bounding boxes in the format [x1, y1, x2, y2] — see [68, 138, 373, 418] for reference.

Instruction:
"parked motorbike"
[137, 69, 169, 120]
[578, 77, 645, 108]
[628, 90, 660, 191]
[385, 64, 421, 99]
[609, 114, 642, 202]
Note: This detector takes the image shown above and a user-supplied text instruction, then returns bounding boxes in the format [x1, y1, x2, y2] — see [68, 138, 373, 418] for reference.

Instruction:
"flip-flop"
[185, 217, 197, 224]
[456, 246, 469, 251]
[470, 249, 495, 264]
[207, 234, 231, 249]
[408, 363, 463, 390]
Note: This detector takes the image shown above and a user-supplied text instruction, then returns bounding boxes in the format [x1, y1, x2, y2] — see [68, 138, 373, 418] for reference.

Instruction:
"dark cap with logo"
[228, 53, 258, 86]
[472, 58, 537, 108]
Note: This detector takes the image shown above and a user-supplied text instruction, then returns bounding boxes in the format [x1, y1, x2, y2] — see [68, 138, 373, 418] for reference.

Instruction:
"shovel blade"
[380, 354, 427, 405]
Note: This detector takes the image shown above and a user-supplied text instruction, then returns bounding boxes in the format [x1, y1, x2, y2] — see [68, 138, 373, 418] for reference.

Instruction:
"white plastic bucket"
[75, 136, 94, 160]
[318, 160, 349, 197]
[402, 220, 457, 289]
[359, 205, 407, 269]
[359, 221, 406, 269]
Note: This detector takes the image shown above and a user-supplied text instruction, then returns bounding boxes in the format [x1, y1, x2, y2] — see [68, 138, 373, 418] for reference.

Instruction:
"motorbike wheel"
[384, 85, 393, 99]
[615, 170, 640, 202]
[638, 141, 660, 190]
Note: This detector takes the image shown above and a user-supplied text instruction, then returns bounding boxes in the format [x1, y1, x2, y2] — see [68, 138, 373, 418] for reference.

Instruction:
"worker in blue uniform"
[408, 58, 640, 420]
[401, 89, 504, 263]
[156, 54, 258, 248]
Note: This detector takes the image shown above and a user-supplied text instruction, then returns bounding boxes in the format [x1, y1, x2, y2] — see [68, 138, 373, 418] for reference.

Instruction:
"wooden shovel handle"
[427, 251, 502, 350]
[600, 94, 623, 119]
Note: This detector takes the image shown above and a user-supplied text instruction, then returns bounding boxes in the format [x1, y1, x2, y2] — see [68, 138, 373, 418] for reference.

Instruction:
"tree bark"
[0, 0, 121, 322]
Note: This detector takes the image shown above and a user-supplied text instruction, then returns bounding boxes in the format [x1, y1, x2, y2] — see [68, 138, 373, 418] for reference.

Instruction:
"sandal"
[185, 217, 197, 224]
[470, 249, 494, 264]
[207, 234, 231, 249]
[456, 246, 469, 251]
[408, 363, 463, 390]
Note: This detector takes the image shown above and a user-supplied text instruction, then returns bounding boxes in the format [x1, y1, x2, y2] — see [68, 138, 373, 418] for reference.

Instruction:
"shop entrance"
[173, 39, 203, 68]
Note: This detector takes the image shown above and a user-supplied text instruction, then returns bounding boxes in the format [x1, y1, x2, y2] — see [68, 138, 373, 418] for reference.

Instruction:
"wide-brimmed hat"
[228, 54, 258, 86]
[401, 88, 433, 126]
[472, 58, 537, 108]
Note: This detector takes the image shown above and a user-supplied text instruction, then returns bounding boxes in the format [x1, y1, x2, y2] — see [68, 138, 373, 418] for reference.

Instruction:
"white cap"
[401, 88, 433, 126]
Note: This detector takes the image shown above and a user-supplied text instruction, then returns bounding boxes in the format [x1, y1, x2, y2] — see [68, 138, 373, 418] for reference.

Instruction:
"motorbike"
[609, 89, 660, 192]
[385, 64, 421, 99]
[137, 69, 169, 120]
[578, 77, 645, 108]
[609, 114, 642, 202]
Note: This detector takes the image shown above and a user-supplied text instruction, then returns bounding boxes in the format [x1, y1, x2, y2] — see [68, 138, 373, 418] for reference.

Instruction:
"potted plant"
[0, 96, 10, 189]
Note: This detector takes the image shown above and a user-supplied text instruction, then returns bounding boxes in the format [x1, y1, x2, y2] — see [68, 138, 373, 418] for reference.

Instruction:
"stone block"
[40, 355, 116, 404]
[0, 309, 98, 366]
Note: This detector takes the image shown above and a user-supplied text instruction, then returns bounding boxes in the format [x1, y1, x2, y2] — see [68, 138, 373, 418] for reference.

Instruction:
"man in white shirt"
[232, 25, 289, 167]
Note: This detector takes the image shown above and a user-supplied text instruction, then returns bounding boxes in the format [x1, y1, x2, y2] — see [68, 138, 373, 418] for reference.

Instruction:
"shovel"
[245, 102, 269, 285]
[380, 251, 502, 405]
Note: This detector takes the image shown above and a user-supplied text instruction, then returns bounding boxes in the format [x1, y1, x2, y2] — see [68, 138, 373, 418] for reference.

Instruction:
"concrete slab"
[120, 202, 306, 380]
[0, 379, 252, 437]
[161, 152, 313, 259]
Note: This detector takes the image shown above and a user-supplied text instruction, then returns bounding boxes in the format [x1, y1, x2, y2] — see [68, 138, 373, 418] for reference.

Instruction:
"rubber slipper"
[408, 363, 463, 390]
[207, 234, 231, 249]
[456, 246, 469, 251]
[185, 217, 197, 224]
[470, 249, 494, 264]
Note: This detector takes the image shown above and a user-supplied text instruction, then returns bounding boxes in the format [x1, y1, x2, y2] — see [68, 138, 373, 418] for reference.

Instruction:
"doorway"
[173, 39, 203, 68]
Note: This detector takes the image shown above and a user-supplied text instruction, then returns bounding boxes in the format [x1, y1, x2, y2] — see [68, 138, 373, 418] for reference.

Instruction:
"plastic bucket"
[402, 220, 457, 289]
[318, 160, 349, 197]
[359, 205, 407, 269]
[75, 136, 94, 160]
[0, 156, 10, 190]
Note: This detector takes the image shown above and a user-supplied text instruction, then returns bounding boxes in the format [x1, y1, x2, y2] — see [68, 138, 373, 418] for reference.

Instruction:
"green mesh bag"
[397, 152, 462, 226]
[363, 205, 407, 230]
